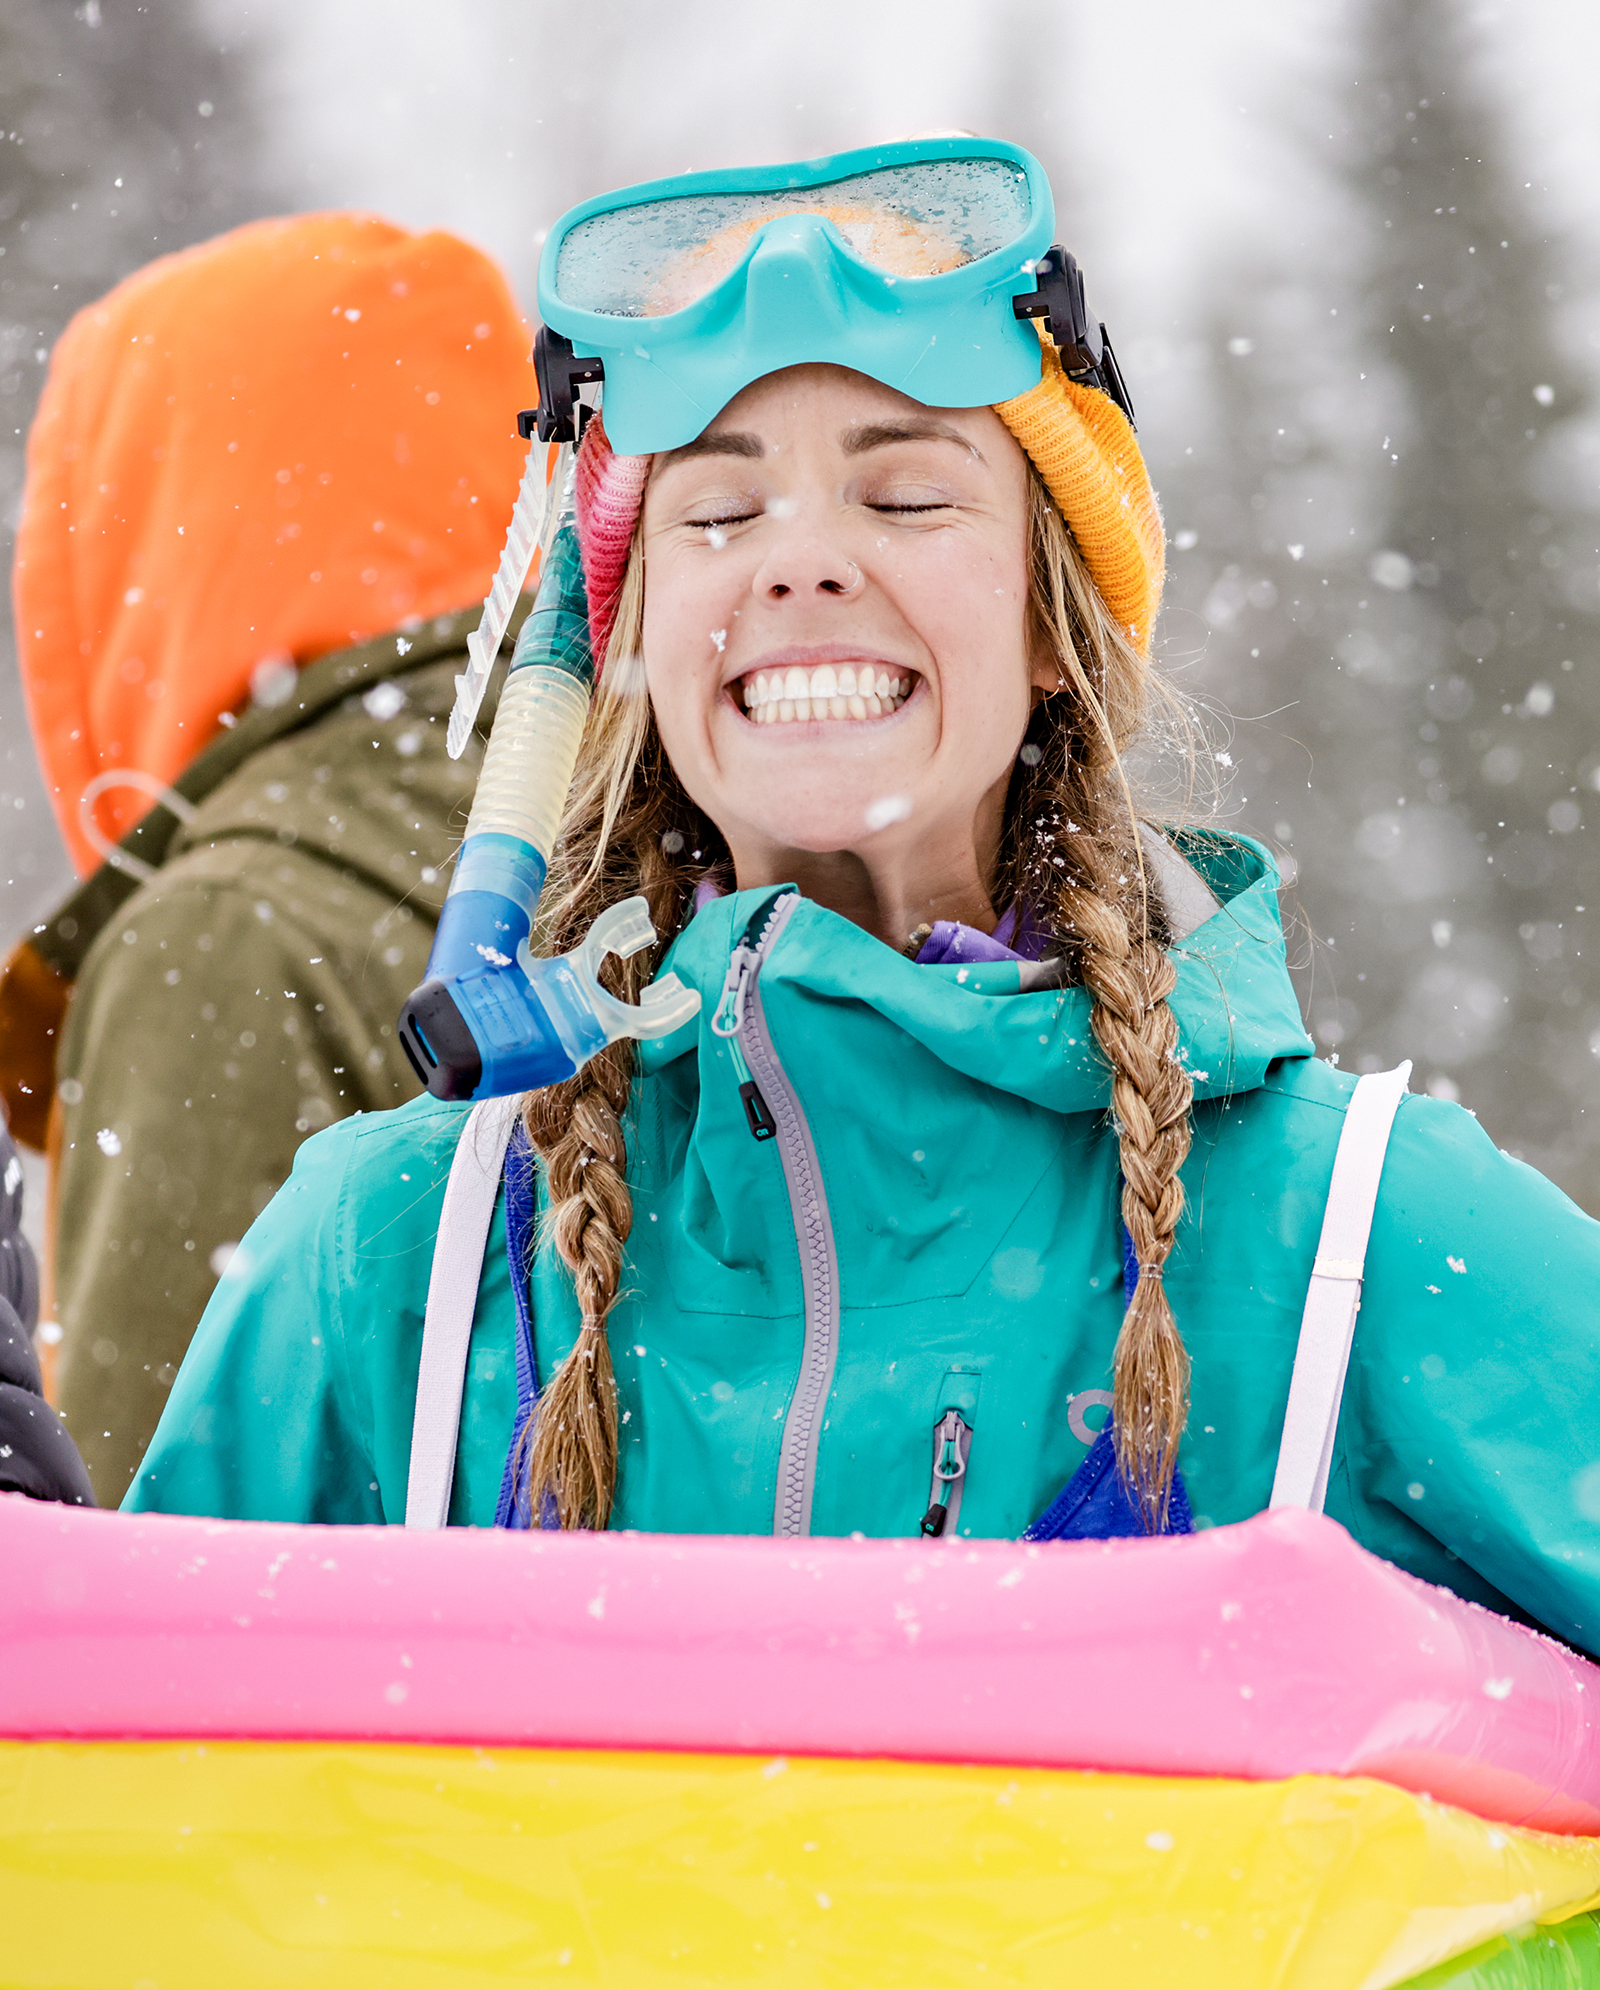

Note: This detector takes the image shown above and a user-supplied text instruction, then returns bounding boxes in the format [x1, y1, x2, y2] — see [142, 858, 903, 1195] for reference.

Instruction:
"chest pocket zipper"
[919, 1409, 973, 1537]
[738, 1072, 778, 1140]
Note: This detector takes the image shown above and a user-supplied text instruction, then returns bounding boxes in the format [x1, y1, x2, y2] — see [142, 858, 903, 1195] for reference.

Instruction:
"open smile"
[736, 661, 916, 725]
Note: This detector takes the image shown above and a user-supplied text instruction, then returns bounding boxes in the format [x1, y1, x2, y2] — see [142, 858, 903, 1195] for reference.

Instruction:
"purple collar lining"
[688, 878, 1042, 966]
[914, 903, 1042, 966]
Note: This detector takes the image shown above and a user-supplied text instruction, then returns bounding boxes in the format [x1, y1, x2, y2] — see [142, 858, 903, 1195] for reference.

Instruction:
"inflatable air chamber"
[5, 1498, 1600, 1986]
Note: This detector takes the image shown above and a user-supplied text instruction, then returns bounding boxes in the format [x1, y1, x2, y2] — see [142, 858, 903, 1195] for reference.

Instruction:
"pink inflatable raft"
[5, 1495, 1600, 1986]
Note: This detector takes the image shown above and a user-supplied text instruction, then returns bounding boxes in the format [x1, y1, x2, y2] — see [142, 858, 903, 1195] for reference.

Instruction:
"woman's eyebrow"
[841, 418, 981, 459]
[658, 430, 765, 466]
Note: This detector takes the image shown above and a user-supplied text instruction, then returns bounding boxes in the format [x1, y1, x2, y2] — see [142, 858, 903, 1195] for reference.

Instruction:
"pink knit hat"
[574, 413, 649, 671]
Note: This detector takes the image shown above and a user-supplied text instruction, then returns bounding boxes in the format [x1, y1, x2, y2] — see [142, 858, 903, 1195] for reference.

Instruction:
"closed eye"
[862, 477, 962, 516]
[687, 509, 761, 531]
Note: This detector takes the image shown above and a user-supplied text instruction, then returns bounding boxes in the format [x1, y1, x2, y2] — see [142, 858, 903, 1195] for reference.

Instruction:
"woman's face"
[639, 365, 1049, 919]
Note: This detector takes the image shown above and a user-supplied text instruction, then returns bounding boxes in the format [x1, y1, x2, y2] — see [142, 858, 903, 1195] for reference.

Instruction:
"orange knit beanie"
[994, 332, 1165, 654]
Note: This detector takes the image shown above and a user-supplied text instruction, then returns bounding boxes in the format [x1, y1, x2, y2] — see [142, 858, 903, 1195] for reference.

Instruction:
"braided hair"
[521, 472, 1197, 1530]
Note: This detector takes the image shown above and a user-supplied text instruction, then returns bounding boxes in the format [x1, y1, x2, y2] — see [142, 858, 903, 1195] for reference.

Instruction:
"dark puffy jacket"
[0, 1120, 93, 1504]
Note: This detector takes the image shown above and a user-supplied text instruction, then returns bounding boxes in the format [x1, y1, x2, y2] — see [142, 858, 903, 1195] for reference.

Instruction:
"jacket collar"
[640, 831, 1314, 1113]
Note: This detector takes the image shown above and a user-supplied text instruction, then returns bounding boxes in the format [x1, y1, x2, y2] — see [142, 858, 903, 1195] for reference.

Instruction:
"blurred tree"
[982, 0, 1073, 218]
[1, 0, 273, 931]
[1162, 0, 1600, 1203]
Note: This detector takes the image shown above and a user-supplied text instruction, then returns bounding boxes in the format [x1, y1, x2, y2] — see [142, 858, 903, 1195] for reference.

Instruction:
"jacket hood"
[641, 831, 1313, 1111]
[15, 212, 536, 873]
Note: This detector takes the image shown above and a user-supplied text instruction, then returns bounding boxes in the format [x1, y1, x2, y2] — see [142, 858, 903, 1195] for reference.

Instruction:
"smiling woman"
[639, 372, 1041, 945]
[43, 127, 1600, 1990]
[512, 350, 1197, 1534]
[118, 146, 1600, 1727]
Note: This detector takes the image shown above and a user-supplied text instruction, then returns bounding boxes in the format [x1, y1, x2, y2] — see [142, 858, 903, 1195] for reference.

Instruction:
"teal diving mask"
[532, 135, 1130, 453]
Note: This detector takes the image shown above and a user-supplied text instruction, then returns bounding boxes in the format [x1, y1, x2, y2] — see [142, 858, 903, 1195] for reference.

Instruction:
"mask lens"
[555, 157, 1032, 318]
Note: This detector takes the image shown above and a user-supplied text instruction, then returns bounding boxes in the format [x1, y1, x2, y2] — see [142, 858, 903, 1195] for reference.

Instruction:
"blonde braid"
[519, 544, 728, 1527]
[1008, 476, 1197, 1525]
[1061, 866, 1193, 1525]
[521, 1042, 634, 1529]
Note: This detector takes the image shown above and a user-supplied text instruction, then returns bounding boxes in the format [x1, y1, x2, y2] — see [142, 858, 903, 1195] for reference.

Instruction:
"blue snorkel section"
[428, 832, 549, 977]
[398, 501, 699, 1102]
[537, 136, 1056, 455]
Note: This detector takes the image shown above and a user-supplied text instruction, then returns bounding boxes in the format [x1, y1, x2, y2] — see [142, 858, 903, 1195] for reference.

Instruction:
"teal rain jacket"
[127, 835, 1600, 1660]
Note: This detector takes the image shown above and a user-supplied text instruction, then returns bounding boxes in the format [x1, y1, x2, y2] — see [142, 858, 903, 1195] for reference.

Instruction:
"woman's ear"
[1024, 688, 1073, 744]
[1028, 644, 1068, 698]
[1025, 590, 1065, 697]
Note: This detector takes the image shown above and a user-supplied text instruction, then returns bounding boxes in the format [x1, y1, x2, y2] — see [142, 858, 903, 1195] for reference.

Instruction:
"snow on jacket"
[127, 834, 1600, 1660]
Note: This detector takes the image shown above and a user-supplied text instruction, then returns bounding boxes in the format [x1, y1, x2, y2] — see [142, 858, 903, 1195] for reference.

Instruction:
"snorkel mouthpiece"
[398, 440, 699, 1103]
[401, 889, 697, 1103]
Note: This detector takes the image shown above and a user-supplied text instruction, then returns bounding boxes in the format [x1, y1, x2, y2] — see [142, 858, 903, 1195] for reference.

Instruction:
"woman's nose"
[751, 533, 863, 603]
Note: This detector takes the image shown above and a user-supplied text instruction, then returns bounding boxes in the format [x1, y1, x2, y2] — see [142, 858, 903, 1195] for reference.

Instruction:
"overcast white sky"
[207, 0, 1600, 346]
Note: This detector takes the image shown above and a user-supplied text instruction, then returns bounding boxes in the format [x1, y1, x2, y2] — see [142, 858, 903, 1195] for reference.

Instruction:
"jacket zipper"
[711, 935, 778, 1140]
[712, 892, 839, 1537]
[919, 1410, 973, 1537]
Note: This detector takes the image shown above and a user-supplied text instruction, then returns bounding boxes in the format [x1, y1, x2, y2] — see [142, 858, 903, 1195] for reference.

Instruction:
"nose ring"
[838, 560, 863, 597]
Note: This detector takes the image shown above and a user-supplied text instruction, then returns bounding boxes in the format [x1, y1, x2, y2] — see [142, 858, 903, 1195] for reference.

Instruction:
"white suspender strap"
[404, 1093, 520, 1530]
[1269, 1060, 1412, 1515]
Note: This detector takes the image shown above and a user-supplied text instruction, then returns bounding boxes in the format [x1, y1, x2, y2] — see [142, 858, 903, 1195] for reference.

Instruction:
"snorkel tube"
[397, 382, 698, 1103]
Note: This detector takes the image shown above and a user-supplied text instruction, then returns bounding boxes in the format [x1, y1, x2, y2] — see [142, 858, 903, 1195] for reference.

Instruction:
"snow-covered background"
[4, 0, 1600, 1208]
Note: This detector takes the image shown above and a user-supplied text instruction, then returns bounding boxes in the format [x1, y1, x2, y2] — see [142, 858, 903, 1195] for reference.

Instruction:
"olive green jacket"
[129, 837, 1600, 1660]
[44, 604, 521, 1502]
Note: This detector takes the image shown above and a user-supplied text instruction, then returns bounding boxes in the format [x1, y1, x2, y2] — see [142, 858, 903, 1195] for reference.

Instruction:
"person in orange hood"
[0, 212, 539, 1501]
[17, 210, 530, 871]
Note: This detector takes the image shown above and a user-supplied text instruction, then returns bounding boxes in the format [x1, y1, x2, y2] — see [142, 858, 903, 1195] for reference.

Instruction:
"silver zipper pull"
[919, 1409, 973, 1537]
[711, 942, 778, 1139]
[711, 944, 756, 1039]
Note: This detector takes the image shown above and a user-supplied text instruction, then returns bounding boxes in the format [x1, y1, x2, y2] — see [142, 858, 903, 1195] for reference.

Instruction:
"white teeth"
[739, 661, 914, 725]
